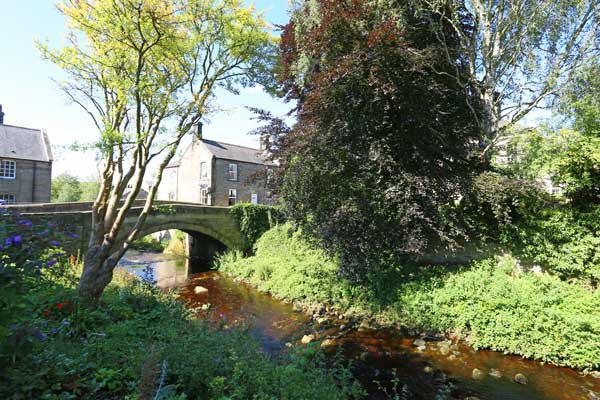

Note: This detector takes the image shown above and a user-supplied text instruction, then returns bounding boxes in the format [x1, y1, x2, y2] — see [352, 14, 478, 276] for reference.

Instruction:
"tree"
[419, 0, 599, 157]
[38, 0, 274, 301]
[266, 0, 482, 280]
[51, 173, 83, 202]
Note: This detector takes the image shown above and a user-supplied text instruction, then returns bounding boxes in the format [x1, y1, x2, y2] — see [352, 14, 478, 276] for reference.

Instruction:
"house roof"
[0, 124, 53, 162]
[200, 139, 276, 166]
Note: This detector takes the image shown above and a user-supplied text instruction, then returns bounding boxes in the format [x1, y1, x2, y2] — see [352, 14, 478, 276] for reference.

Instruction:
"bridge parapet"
[2, 202, 245, 257]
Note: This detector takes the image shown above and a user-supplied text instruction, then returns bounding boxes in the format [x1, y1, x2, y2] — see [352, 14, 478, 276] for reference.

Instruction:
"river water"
[118, 251, 600, 400]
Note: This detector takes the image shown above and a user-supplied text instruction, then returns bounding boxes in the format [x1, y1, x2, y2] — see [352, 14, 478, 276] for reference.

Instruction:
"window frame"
[0, 193, 16, 204]
[0, 159, 16, 179]
[227, 163, 238, 181]
[228, 188, 237, 206]
[200, 161, 208, 179]
[200, 188, 210, 205]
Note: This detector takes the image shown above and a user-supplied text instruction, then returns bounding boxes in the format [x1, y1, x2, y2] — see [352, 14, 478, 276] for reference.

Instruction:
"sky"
[0, 1, 292, 179]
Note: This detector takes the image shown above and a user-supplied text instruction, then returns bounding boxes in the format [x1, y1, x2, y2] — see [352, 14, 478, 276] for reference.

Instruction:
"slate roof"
[201, 139, 275, 166]
[167, 138, 275, 168]
[0, 124, 53, 162]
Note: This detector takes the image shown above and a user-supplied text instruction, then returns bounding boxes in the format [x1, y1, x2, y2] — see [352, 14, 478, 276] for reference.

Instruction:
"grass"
[0, 260, 362, 399]
[217, 223, 600, 370]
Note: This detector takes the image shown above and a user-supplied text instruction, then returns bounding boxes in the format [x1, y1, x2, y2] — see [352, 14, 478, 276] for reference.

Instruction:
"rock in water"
[489, 368, 502, 379]
[472, 368, 484, 380]
[514, 373, 528, 385]
[194, 286, 208, 294]
[301, 334, 314, 344]
[413, 338, 426, 348]
[320, 339, 335, 348]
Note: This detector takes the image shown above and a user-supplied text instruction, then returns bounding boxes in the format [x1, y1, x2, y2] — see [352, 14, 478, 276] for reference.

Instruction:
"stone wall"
[0, 158, 52, 203]
[211, 158, 271, 206]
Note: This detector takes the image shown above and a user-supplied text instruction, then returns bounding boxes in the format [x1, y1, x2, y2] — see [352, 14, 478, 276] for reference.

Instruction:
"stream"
[118, 251, 600, 400]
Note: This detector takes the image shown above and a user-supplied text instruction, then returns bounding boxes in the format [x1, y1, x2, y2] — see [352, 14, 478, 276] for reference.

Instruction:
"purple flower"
[65, 232, 79, 239]
[13, 235, 22, 246]
[4, 237, 12, 247]
[50, 240, 61, 247]
[17, 219, 34, 228]
[46, 259, 58, 267]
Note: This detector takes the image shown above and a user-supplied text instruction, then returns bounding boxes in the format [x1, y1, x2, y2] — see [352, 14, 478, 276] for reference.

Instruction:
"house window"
[266, 168, 274, 184]
[200, 162, 208, 178]
[228, 163, 238, 181]
[265, 191, 274, 206]
[0, 193, 15, 204]
[200, 188, 210, 205]
[228, 189, 237, 206]
[0, 160, 16, 179]
[251, 193, 258, 204]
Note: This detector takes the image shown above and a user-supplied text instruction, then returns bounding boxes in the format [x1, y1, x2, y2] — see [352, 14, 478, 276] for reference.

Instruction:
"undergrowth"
[217, 223, 600, 370]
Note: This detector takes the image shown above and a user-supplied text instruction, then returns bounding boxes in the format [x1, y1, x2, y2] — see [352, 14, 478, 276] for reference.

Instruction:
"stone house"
[0, 105, 53, 204]
[158, 124, 276, 206]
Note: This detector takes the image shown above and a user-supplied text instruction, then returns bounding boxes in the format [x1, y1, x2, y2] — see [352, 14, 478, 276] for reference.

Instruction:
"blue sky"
[0, 1, 292, 178]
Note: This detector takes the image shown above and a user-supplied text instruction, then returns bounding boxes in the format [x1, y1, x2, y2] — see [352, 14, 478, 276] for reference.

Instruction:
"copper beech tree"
[259, 0, 483, 280]
[38, 0, 275, 301]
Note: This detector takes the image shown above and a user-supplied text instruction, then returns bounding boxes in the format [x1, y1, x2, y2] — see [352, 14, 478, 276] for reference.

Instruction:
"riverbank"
[217, 223, 600, 373]
[0, 259, 360, 399]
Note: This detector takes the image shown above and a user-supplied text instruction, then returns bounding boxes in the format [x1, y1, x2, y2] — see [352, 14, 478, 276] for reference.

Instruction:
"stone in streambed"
[489, 368, 502, 379]
[194, 286, 208, 294]
[301, 334, 314, 344]
[472, 368, 484, 380]
[320, 339, 336, 348]
[413, 338, 426, 348]
[514, 373, 528, 385]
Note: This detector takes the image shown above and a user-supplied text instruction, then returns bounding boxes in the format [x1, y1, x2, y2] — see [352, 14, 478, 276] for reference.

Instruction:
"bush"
[218, 224, 600, 370]
[0, 211, 360, 399]
[129, 235, 168, 252]
[229, 204, 284, 252]
[510, 206, 600, 286]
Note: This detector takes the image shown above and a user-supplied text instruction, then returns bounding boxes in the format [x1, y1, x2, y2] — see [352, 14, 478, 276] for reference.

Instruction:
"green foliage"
[510, 206, 600, 286]
[460, 171, 547, 241]
[219, 224, 600, 370]
[1, 257, 360, 399]
[129, 235, 168, 252]
[229, 204, 284, 251]
[561, 61, 600, 137]
[51, 173, 83, 202]
[550, 134, 600, 206]
[51, 173, 99, 203]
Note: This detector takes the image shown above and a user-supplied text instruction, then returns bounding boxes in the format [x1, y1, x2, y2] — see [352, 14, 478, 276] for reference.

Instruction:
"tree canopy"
[263, 0, 483, 280]
[39, 0, 276, 301]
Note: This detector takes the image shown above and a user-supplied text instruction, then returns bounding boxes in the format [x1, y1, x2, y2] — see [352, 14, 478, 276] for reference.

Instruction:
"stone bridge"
[6, 201, 245, 265]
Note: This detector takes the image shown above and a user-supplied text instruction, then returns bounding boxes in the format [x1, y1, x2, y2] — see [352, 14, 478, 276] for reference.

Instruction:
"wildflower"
[12, 235, 22, 248]
[56, 303, 64, 309]
[65, 231, 79, 239]
[43, 310, 49, 317]
[17, 219, 33, 228]
[46, 259, 58, 267]
[50, 240, 61, 247]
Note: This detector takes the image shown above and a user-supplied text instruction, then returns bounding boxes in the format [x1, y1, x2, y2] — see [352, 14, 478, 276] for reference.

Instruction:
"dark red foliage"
[264, 0, 483, 280]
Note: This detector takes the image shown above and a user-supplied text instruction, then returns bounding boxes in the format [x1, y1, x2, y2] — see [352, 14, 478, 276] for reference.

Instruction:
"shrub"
[219, 224, 600, 370]
[229, 204, 284, 252]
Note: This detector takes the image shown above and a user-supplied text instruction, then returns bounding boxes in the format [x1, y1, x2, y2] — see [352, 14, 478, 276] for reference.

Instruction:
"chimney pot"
[0, 104, 4, 125]
[195, 122, 203, 140]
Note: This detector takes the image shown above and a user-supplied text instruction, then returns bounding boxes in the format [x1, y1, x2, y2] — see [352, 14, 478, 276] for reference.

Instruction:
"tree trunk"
[77, 246, 116, 303]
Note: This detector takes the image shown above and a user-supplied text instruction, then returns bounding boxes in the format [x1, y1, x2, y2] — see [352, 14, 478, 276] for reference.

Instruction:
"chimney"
[0, 104, 4, 124]
[195, 122, 203, 140]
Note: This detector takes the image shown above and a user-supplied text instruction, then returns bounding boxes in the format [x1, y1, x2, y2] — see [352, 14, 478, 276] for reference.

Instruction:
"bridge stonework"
[7, 202, 245, 260]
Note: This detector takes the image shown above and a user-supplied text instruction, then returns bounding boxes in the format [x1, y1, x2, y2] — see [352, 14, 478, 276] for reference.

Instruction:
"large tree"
[39, 0, 274, 301]
[265, 0, 482, 279]
[419, 0, 599, 156]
